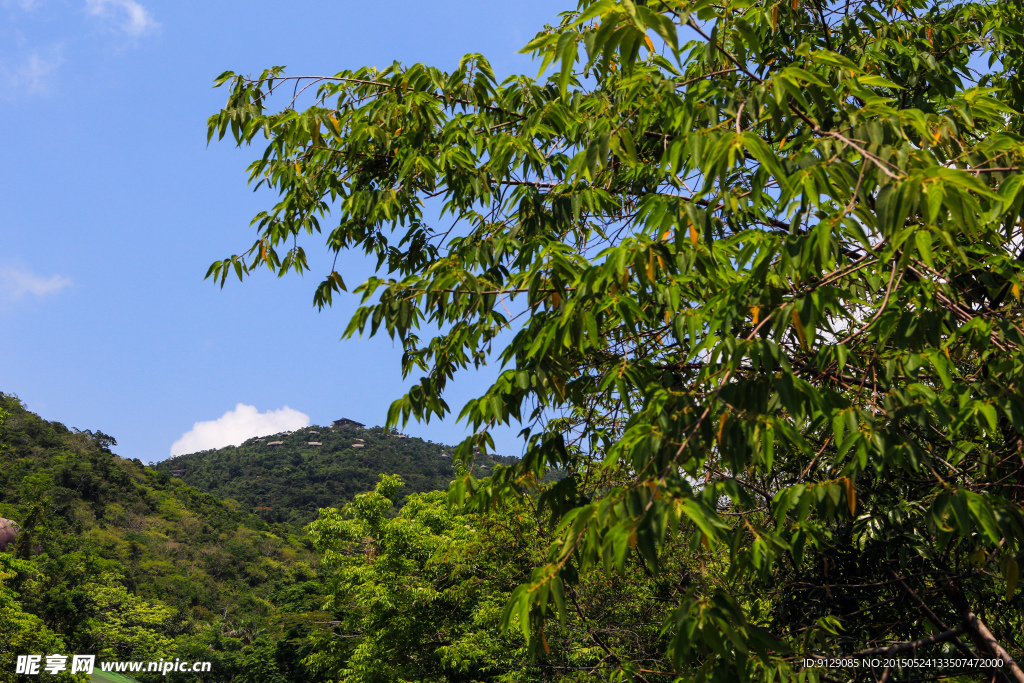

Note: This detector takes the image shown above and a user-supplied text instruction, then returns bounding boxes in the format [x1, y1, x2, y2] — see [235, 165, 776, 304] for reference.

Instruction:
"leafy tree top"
[209, 0, 1024, 678]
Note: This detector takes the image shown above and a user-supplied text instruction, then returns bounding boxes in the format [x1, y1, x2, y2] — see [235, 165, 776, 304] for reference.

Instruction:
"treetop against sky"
[204, 0, 1024, 677]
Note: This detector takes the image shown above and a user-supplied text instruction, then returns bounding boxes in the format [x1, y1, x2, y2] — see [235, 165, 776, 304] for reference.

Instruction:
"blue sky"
[1, 0, 559, 462]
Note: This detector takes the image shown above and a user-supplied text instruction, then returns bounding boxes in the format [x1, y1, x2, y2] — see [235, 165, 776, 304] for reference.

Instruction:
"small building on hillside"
[171, 469, 187, 477]
[333, 418, 365, 429]
[307, 442, 322, 447]
[351, 443, 365, 449]
[268, 441, 284, 447]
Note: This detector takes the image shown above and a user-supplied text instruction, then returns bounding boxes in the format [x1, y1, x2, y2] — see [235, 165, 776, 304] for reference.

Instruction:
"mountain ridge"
[155, 424, 512, 526]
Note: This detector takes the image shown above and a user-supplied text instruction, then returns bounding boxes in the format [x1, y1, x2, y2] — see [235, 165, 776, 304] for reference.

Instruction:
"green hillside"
[0, 394, 546, 683]
[0, 393, 325, 683]
[156, 424, 514, 526]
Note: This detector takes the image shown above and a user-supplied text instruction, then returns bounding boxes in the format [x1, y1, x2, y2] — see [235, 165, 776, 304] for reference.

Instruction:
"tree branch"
[946, 580, 1024, 683]
[887, 569, 978, 661]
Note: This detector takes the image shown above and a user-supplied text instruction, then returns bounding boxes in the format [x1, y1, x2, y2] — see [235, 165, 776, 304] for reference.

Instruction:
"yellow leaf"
[541, 632, 551, 655]
[790, 0, 799, 9]
[791, 309, 807, 348]
[661, 230, 673, 241]
[689, 223, 699, 247]
[841, 477, 856, 515]
[751, 306, 760, 326]
[1005, 558, 1019, 598]
[717, 409, 731, 444]
[644, 34, 655, 52]
[646, 252, 655, 281]
[771, 4, 778, 29]
[1013, 283, 1020, 300]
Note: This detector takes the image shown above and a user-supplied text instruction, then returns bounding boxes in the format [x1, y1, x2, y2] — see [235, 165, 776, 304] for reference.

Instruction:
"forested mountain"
[156, 425, 514, 526]
[0, 393, 326, 683]
[0, 393, 535, 683]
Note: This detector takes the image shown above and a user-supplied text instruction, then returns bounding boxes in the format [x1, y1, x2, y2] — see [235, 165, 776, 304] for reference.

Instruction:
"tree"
[305, 475, 534, 682]
[0, 408, 75, 683]
[305, 475, 695, 682]
[85, 572, 176, 662]
[209, 0, 1024, 679]
[0, 556, 75, 683]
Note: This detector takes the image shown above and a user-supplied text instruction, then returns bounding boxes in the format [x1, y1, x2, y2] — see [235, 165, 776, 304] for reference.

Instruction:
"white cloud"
[170, 404, 310, 456]
[85, 0, 158, 37]
[0, 45, 63, 95]
[3, 0, 42, 10]
[0, 264, 71, 301]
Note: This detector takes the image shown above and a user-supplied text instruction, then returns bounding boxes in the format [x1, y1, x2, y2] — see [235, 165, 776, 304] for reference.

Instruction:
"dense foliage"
[0, 393, 603, 683]
[0, 393, 325, 683]
[305, 475, 727, 683]
[209, 0, 1024, 679]
[158, 426, 510, 526]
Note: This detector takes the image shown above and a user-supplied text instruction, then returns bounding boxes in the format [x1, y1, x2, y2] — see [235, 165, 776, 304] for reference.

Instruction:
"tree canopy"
[305, 475, 698, 683]
[209, 0, 1024, 679]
